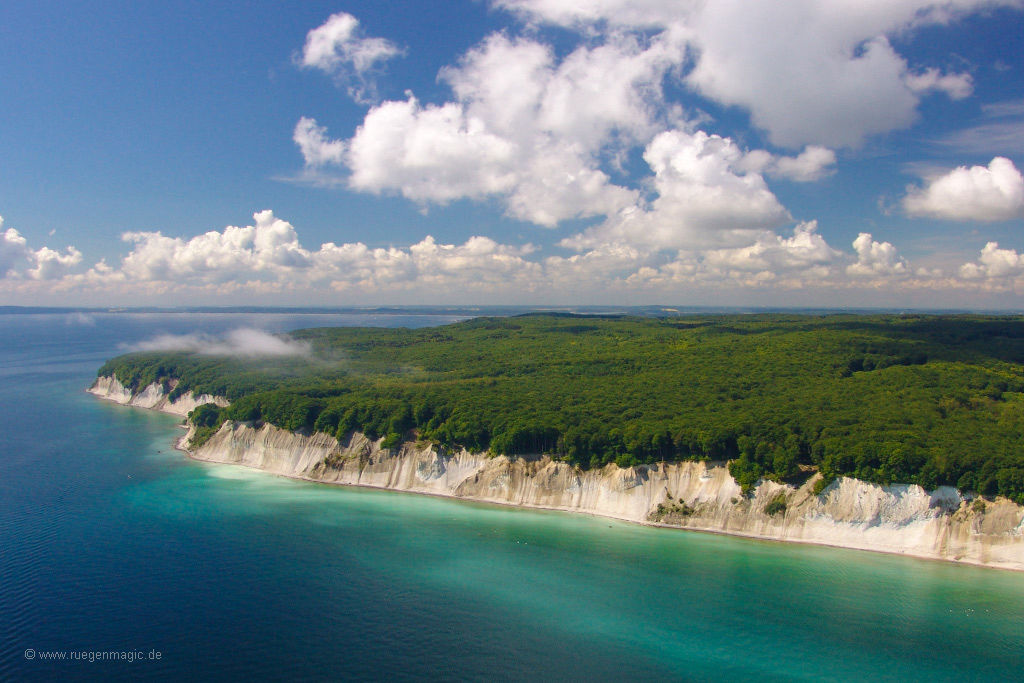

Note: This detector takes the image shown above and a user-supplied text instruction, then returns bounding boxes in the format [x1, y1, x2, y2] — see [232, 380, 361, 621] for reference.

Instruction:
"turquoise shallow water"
[1, 312, 1023, 681]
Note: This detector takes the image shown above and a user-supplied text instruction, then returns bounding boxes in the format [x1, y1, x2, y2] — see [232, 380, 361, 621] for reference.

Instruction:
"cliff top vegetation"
[99, 313, 1024, 501]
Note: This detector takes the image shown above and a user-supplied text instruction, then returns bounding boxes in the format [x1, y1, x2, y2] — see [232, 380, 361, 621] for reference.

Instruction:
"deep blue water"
[1, 312, 1023, 682]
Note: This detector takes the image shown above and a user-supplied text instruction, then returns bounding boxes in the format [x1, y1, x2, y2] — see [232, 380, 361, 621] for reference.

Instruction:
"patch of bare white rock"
[89, 375, 228, 416]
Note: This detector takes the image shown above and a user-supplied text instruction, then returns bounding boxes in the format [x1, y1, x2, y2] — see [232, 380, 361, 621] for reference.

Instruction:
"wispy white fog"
[127, 328, 312, 357]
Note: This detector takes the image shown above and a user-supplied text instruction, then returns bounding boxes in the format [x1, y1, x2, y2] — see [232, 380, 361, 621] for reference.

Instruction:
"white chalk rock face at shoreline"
[92, 377, 1024, 571]
[89, 375, 228, 417]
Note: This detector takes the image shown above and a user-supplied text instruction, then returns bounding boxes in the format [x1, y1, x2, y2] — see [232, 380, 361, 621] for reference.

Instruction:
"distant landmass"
[5, 304, 1021, 316]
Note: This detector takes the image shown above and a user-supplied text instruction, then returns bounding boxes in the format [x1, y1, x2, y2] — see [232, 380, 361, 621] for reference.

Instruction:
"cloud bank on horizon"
[3, 0, 1024, 306]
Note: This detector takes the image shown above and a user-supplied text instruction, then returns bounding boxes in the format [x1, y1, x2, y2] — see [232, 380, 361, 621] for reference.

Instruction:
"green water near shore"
[131, 458, 1024, 680]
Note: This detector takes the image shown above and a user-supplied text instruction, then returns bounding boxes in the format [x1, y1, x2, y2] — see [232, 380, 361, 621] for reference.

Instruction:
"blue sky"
[1, 0, 1023, 307]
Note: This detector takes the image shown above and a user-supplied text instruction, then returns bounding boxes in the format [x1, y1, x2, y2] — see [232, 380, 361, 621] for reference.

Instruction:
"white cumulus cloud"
[959, 242, 1024, 280]
[496, 0, 1006, 148]
[301, 12, 401, 74]
[294, 117, 347, 168]
[346, 96, 519, 203]
[115, 210, 311, 284]
[563, 129, 791, 251]
[299, 12, 403, 102]
[903, 157, 1024, 221]
[293, 2, 1009, 241]
[700, 221, 840, 274]
[848, 233, 909, 277]
[0, 216, 84, 280]
[62, 210, 543, 296]
[904, 67, 973, 100]
[766, 146, 838, 183]
[11, 206, 1023, 301]
[622, 222, 841, 288]
[0, 221, 30, 276]
[335, 31, 682, 225]
[27, 245, 83, 280]
[273, 0, 1024, 305]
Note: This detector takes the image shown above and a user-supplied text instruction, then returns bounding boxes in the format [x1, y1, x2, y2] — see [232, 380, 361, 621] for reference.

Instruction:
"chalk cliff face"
[88, 377, 1024, 570]
[89, 376, 229, 417]
[186, 419, 1024, 571]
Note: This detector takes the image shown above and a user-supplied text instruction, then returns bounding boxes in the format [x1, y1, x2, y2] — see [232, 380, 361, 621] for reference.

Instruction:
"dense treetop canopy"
[99, 313, 1024, 502]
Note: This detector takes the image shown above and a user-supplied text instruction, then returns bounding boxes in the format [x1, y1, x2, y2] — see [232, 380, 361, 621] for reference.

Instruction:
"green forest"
[98, 313, 1024, 502]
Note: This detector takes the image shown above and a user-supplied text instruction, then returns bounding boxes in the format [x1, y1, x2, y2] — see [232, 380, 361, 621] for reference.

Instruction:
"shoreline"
[90, 378, 1024, 573]
[175, 434, 1021, 574]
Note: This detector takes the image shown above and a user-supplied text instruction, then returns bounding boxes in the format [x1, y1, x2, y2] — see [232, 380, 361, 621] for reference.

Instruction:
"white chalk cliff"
[92, 377, 1024, 571]
[89, 375, 228, 416]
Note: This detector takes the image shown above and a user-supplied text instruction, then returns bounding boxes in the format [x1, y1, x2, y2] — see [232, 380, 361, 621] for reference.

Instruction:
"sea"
[1, 311, 1022, 682]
